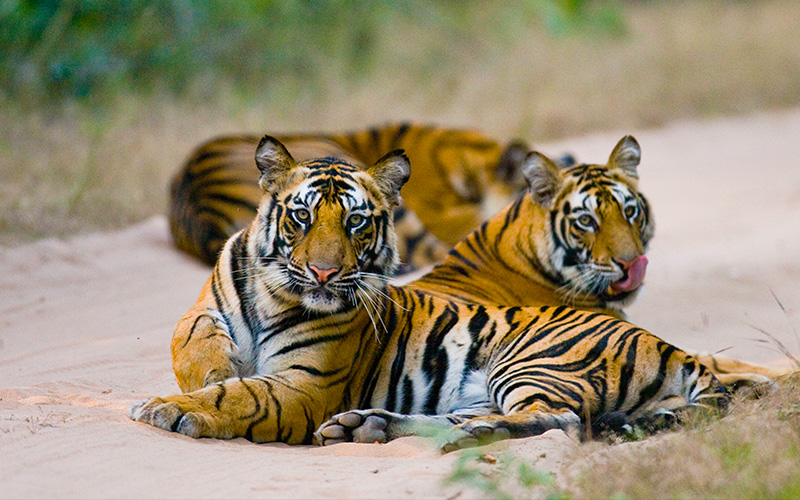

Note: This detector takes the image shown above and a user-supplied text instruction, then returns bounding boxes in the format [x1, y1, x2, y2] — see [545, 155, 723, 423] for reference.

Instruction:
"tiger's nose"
[308, 264, 339, 284]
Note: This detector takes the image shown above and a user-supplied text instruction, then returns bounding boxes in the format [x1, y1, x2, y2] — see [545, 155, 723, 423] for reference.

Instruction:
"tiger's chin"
[301, 288, 348, 313]
[600, 286, 642, 307]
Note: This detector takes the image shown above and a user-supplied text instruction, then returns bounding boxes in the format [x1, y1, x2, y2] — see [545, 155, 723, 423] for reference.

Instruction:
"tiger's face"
[524, 136, 654, 307]
[250, 136, 410, 313]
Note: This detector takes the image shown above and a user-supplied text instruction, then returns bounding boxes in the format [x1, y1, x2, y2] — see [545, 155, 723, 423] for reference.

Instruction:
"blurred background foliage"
[1, 0, 799, 244]
[1, 0, 623, 104]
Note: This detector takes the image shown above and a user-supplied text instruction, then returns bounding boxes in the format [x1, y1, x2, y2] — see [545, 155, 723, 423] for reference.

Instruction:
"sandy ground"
[1, 108, 799, 499]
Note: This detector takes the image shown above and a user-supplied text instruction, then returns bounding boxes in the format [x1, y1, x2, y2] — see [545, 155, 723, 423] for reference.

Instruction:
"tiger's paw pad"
[441, 422, 511, 453]
[314, 410, 390, 446]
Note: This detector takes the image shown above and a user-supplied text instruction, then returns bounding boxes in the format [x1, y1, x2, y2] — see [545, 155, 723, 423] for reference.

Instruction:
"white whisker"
[355, 281, 388, 335]
[360, 278, 408, 311]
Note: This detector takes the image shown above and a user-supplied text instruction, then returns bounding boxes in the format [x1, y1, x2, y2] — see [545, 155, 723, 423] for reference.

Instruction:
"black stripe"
[272, 331, 349, 357]
[385, 318, 410, 412]
[214, 381, 228, 410]
[422, 306, 460, 414]
[199, 192, 259, 212]
[630, 341, 677, 413]
[302, 404, 317, 444]
[228, 232, 262, 347]
[289, 364, 347, 377]
[259, 307, 319, 346]
[244, 378, 275, 442]
[182, 314, 210, 349]
[400, 376, 414, 414]
[448, 248, 479, 271]
[459, 306, 489, 396]
[198, 204, 238, 229]
[506, 392, 574, 413]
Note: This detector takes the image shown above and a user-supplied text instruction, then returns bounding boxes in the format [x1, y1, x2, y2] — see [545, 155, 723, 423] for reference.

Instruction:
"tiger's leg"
[436, 347, 729, 452]
[171, 278, 240, 393]
[439, 406, 582, 453]
[314, 403, 497, 446]
[687, 351, 795, 392]
[317, 405, 580, 452]
[129, 373, 334, 444]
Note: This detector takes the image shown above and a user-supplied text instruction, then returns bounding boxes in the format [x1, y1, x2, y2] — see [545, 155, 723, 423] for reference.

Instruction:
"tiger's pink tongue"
[611, 255, 648, 293]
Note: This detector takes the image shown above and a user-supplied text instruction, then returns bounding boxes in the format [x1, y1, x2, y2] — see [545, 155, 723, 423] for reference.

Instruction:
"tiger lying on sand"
[131, 136, 729, 450]
[317, 136, 792, 445]
[405, 135, 790, 387]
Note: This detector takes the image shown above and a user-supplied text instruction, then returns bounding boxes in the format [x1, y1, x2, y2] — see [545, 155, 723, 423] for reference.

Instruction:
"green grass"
[1, 0, 619, 103]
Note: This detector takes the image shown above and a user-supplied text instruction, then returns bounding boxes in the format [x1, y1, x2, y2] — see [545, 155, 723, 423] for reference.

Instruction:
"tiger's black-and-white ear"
[522, 151, 562, 208]
[367, 149, 411, 207]
[255, 135, 297, 191]
[609, 135, 641, 179]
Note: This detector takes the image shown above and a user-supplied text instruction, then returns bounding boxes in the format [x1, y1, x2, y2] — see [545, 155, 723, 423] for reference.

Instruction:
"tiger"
[411, 135, 652, 319]
[130, 136, 728, 451]
[169, 122, 538, 269]
[404, 135, 790, 388]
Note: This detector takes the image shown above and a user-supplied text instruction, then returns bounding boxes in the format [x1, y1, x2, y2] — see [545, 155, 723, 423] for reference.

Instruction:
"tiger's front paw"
[440, 420, 511, 453]
[313, 409, 392, 446]
[128, 395, 223, 439]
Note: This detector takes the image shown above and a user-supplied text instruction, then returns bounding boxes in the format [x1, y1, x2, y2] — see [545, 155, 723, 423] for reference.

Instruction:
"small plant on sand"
[443, 448, 570, 500]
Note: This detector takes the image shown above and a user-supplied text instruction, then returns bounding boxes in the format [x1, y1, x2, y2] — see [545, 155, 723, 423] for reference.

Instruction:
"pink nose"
[308, 264, 338, 284]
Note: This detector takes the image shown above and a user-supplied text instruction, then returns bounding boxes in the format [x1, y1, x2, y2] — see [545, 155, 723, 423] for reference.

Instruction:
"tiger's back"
[318, 123, 528, 244]
[169, 136, 263, 264]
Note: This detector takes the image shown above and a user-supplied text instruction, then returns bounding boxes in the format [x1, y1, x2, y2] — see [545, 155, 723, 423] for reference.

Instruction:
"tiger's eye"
[577, 214, 595, 229]
[625, 205, 638, 219]
[348, 214, 364, 227]
[294, 208, 310, 222]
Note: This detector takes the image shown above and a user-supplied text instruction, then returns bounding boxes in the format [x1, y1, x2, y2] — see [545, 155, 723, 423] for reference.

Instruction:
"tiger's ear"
[495, 140, 529, 185]
[367, 149, 411, 207]
[255, 135, 297, 191]
[521, 151, 562, 208]
[609, 135, 641, 179]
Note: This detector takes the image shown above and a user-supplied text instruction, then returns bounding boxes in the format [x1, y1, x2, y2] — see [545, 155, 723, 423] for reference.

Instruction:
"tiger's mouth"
[607, 255, 648, 297]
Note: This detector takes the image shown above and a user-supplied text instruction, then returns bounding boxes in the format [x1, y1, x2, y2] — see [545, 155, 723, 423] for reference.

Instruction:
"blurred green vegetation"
[0, 0, 624, 104]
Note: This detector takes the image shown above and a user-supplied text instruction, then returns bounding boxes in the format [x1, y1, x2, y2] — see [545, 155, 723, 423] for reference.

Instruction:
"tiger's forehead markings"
[564, 165, 617, 193]
[292, 159, 367, 209]
[562, 164, 631, 211]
